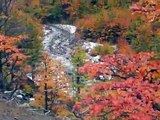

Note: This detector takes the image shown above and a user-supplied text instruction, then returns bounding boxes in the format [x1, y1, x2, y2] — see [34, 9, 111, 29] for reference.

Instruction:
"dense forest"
[0, 0, 160, 120]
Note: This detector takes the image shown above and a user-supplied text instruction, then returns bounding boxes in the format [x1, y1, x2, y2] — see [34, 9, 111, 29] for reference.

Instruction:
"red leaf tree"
[130, 0, 160, 22]
[74, 52, 160, 120]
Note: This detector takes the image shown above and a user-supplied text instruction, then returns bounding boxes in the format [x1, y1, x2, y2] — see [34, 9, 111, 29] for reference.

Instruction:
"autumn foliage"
[117, 39, 133, 55]
[74, 52, 160, 120]
[1, 1, 160, 119]
[130, 0, 160, 22]
[0, 35, 27, 90]
[34, 53, 72, 116]
[76, 10, 109, 30]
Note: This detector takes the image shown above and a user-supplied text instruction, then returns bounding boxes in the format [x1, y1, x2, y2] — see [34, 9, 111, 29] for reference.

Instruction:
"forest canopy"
[0, 0, 160, 120]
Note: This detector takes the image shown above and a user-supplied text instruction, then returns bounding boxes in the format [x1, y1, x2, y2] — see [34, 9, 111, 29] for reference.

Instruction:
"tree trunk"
[0, 52, 5, 91]
[76, 64, 80, 97]
[44, 83, 49, 113]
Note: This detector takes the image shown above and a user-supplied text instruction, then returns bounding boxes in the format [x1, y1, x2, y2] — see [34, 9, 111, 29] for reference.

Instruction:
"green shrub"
[91, 43, 113, 56]
[71, 46, 87, 66]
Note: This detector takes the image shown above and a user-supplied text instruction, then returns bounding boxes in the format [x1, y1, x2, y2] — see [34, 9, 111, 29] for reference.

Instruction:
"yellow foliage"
[90, 43, 113, 56]
[34, 93, 45, 108]
[76, 10, 110, 30]
[76, 8, 133, 30]
[31, 0, 40, 7]
[55, 105, 73, 116]
[117, 39, 133, 55]
[11, 9, 43, 37]
[24, 85, 34, 94]
[17, 0, 40, 7]
[34, 53, 72, 116]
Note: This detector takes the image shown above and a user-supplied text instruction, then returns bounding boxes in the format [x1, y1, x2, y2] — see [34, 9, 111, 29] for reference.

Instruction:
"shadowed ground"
[0, 101, 70, 120]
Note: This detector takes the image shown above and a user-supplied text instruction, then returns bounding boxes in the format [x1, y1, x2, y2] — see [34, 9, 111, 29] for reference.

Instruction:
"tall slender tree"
[34, 53, 72, 116]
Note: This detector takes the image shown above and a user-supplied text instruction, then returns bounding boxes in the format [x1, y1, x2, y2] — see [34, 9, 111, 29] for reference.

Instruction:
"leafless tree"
[0, 0, 16, 30]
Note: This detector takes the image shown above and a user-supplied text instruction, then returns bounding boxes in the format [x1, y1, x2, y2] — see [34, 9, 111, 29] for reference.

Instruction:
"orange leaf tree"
[74, 52, 160, 120]
[0, 35, 27, 90]
[34, 53, 72, 116]
[117, 39, 133, 55]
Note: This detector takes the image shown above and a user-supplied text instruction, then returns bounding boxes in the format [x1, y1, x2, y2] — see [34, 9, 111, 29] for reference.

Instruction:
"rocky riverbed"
[43, 24, 103, 72]
[0, 24, 112, 120]
[43, 24, 80, 71]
